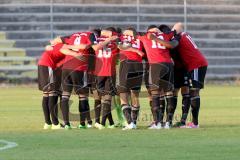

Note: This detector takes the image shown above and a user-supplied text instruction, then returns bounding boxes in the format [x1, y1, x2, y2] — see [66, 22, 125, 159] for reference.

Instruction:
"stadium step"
[0, 48, 26, 57]
[0, 40, 15, 48]
[0, 65, 37, 72]
[208, 65, 240, 75]
[0, 32, 6, 40]
[6, 31, 52, 40]
[0, 56, 37, 66]
[207, 56, 240, 65]
[14, 39, 49, 48]
[201, 48, 240, 57]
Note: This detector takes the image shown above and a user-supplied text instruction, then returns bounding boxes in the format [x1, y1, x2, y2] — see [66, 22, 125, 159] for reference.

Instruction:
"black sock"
[107, 112, 114, 126]
[94, 100, 101, 123]
[166, 96, 176, 124]
[159, 96, 165, 123]
[85, 101, 92, 125]
[60, 97, 70, 126]
[131, 106, 140, 125]
[42, 96, 51, 125]
[152, 95, 160, 124]
[181, 94, 190, 124]
[79, 99, 89, 126]
[149, 100, 154, 119]
[122, 104, 132, 124]
[101, 102, 112, 126]
[191, 96, 200, 125]
[49, 95, 59, 125]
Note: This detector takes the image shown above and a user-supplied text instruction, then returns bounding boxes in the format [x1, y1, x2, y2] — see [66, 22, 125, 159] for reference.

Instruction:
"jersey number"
[98, 48, 112, 58]
[74, 36, 81, 45]
[151, 35, 166, 49]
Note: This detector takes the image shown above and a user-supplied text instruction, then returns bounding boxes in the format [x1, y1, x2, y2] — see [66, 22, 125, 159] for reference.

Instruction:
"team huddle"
[38, 22, 208, 130]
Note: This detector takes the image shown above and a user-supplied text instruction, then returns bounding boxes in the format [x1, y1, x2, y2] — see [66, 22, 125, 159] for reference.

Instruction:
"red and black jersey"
[38, 43, 65, 69]
[119, 35, 144, 62]
[139, 31, 174, 64]
[62, 32, 96, 71]
[94, 36, 119, 76]
[176, 32, 208, 71]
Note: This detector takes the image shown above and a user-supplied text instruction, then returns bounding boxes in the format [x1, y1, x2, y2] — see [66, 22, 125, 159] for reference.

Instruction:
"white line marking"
[0, 140, 18, 151]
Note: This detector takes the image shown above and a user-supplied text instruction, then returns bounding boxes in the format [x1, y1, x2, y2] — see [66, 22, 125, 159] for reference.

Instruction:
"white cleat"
[51, 124, 63, 130]
[87, 124, 92, 128]
[148, 123, 157, 129]
[122, 122, 135, 130]
[156, 123, 163, 129]
[164, 122, 172, 129]
[43, 123, 52, 130]
[94, 123, 104, 130]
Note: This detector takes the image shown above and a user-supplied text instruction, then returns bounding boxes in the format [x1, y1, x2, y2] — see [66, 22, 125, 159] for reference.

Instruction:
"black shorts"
[88, 73, 97, 93]
[117, 60, 143, 93]
[96, 76, 116, 96]
[174, 67, 190, 89]
[61, 69, 89, 95]
[38, 65, 62, 93]
[148, 63, 174, 92]
[189, 66, 207, 89]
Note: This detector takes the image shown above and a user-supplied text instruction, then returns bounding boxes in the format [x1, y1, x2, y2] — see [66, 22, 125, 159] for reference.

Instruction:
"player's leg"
[148, 64, 162, 129]
[38, 65, 52, 129]
[160, 63, 175, 129]
[130, 90, 140, 127]
[188, 66, 207, 128]
[60, 69, 73, 129]
[42, 92, 52, 129]
[180, 86, 190, 126]
[101, 94, 113, 127]
[48, 67, 62, 128]
[117, 60, 132, 126]
[72, 71, 90, 129]
[159, 90, 166, 126]
[92, 89, 102, 125]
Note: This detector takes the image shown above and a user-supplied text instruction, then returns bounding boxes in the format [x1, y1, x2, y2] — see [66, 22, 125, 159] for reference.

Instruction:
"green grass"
[0, 85, 240, 160]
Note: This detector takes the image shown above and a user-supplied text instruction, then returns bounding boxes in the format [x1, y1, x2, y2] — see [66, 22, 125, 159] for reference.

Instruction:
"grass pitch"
[0, 85, 240, 160]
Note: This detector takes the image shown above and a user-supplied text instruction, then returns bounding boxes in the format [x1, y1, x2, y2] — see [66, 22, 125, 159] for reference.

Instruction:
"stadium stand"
[0, 31, 37, 82]
[0, 0, 240, 81]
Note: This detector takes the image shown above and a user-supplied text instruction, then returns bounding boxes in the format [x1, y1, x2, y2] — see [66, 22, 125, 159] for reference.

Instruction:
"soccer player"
[38, 36, 73, 130]
[91, 27, 119, 129]
[60, 31, 96, 129]
[139, 25, 178, 129]
[172, 23, 208, 128]
[159, 24, 191, 128]
[117, 27, 145, 130]
[87, 28, 102, 127]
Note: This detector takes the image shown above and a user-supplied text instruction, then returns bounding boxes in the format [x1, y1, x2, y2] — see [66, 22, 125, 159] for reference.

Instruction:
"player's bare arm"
[60, 46, 86, 61]
[118, 45, 144, 57]
[65, 44, 91, 51]
[149, 33, 178, 49]
[92, 35, 118, 51]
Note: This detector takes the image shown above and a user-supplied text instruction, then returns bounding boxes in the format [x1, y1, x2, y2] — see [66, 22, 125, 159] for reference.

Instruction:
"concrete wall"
[1, 0, 240, 80]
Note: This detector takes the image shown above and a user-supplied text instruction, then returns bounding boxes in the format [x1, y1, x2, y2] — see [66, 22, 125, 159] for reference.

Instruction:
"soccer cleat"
[87, 124, 92, 128]
[78, 124, 87, 129]
[156, 122, 163, 129]
[122, 122, 135, 130]
[173, 121, 186, 128]
[64, 124, 72, 130]
[148, 123, 157, 129]
[164, 122, 172, 129]
[51, 123, 63, 130]
[186, 122, 199, 128]
[107, 125, 115, 129]
[43, 123, 52, 130]
[94, 123, 105, 130]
